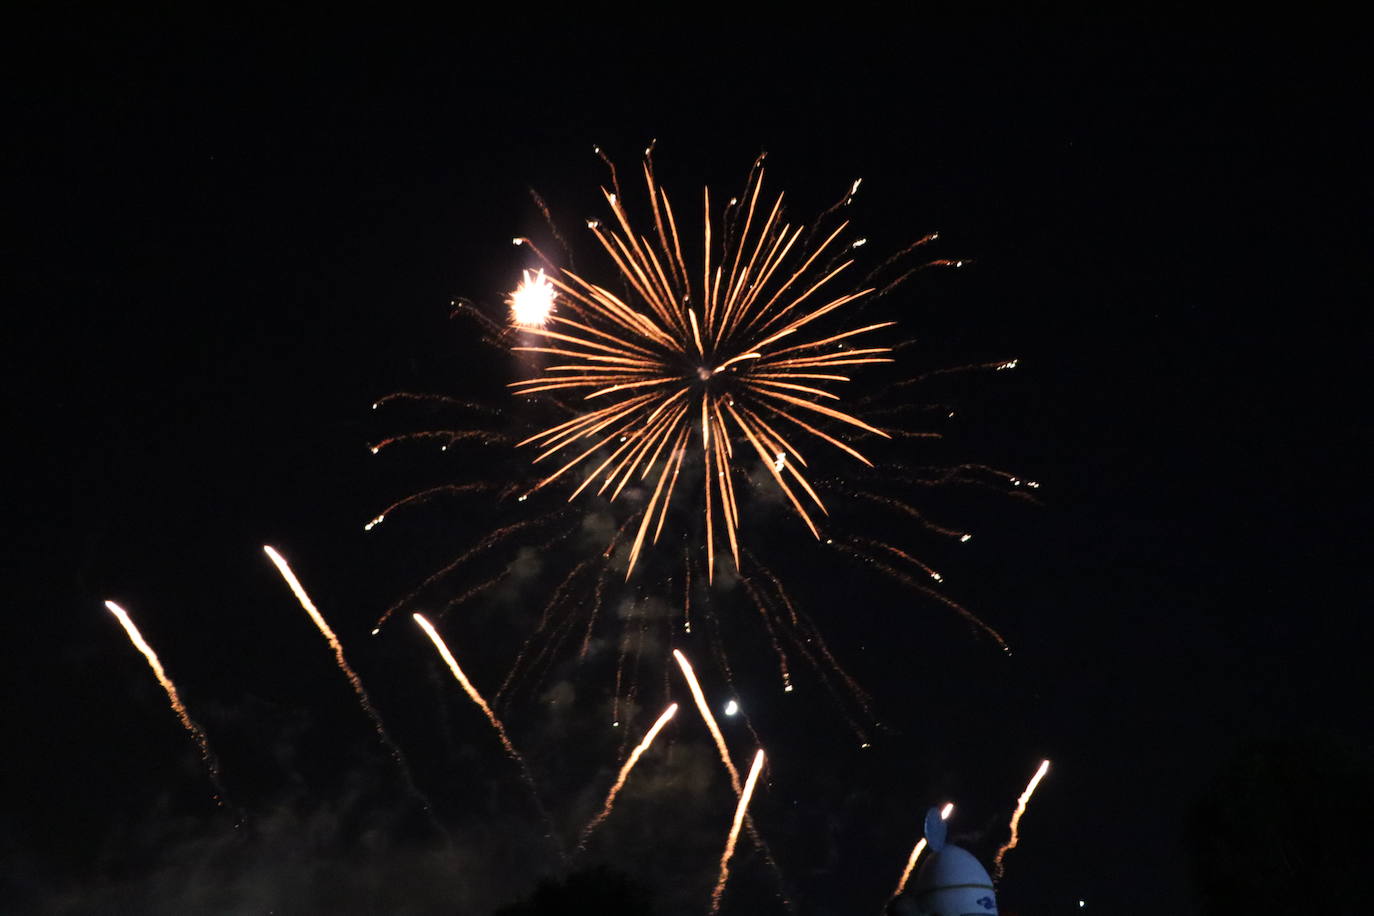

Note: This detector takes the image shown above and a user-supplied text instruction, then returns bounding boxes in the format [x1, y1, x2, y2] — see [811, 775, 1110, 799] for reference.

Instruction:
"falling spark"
[262, 546, 438, 823]
[994, 758, 1051, 879]
[711, 748, 766, 913]
[891, 802, 954, 900]
[103, 600, 233, 814]
[578, 703, 678, 847]
[508, 268, 556, 328]
[723, 699, 739, 716]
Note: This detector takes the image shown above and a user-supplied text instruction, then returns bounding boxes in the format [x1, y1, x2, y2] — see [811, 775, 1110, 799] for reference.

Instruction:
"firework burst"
[510, 151, 894, 582]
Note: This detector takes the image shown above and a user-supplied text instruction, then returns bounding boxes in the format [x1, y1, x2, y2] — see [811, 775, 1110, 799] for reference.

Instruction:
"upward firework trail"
[261, 546, 438, 823]
[578, 702, 678, 848]
[103, 600, 235, 816]
[672, 648, 741, 791]
[413, 612, 561, 857]
[993, 758, 1051, 880]
[891, 801, 954, 900]
[711, 747, 766, 914]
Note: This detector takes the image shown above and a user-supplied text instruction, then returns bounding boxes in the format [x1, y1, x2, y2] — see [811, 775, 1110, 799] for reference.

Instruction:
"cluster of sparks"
[509, 153, 895, 582]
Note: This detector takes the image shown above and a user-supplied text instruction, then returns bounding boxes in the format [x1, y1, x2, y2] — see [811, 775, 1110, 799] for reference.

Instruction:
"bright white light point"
[860, 742, 870, 748]
[773, 452, 786, 472]
[369, 446, 379, 454]
[941, 802, 954, 819]
[998, 359, 1019, 370]
[517, 494, 528, 502]
[364, 515, 384, 531]
[1079, 902, 1085, 908]
[930, 572, 943, 582]
[511, 237, 523, 245]
[724, 700, 738, 716]
[783, 684, 794, 693]
[852, 238, 867, 248]
[612, 721, 620, 727]
[508, 269, 555, 328]
[370, 628, 380, 636]
[960, 533, 972, 542]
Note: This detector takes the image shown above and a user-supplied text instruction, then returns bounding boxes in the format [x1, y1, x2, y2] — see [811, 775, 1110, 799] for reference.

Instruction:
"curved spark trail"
[711, 747, 766, 914]
[891, 801, 954, 901]
[103, 600, 235, 816]
[262, 546, 439, 824]
[993, 759, 1051, 879]
[578, 702, 678, 848]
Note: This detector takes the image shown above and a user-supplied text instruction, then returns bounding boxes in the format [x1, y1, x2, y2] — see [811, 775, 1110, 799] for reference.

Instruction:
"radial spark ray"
[993, 759, 1051, 879]
[103, 600, 234, 814]
[512, 154, 897, 581]
[892, 801, 954, 900]
[578, 702, 678, 848]
[262, 546, 439, 823]
[711, 747, 766, 914]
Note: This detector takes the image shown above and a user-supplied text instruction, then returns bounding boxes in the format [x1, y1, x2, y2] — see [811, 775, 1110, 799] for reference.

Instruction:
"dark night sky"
[7, 12, 1373, 915]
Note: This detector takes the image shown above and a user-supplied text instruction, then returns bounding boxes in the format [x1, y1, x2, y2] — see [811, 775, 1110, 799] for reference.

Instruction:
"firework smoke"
[711, 747, 766, 913]
[993, 759, 1050, 879]
[103, 600, 235, 816]
[578, 702, 678, 848]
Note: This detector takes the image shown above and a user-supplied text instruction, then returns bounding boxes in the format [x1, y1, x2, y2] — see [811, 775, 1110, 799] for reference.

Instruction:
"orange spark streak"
[413, 613, 520, 761]
[993, 759, 1051, 879]
[672, 649, 740, 791]
[262, 546, 436, 819]
[578, 703, 678, 847]
[103, 600, 232, 812]
[711, 748, 766, 913]
[415, 613, 561, 857]
[892, 802, 954, 899]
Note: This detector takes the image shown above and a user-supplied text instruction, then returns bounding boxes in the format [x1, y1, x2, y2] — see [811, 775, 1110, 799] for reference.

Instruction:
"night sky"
[9, 13, 1372, 915]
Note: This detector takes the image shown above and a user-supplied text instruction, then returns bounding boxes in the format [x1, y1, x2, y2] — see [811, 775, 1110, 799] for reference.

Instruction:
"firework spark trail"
[673, 649, 741, 790]
[833, 541, 1010, 653]
[740, 574, 793, 692]
[103, 600, 235, 816]
[363, 482, 495, 531]
[891, 802, 954, 901]
[578, 702, 678, 848]
[413, 612, 561, 859]
[711, 748, 766, 914]
[672, 647, 790, 909]
[374, 516, 560, 631]
[496, 553, 599, 706]
[414, 613, 522, 763]
[262, 546, 442, 826]
[993, 759, 1051, 880]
